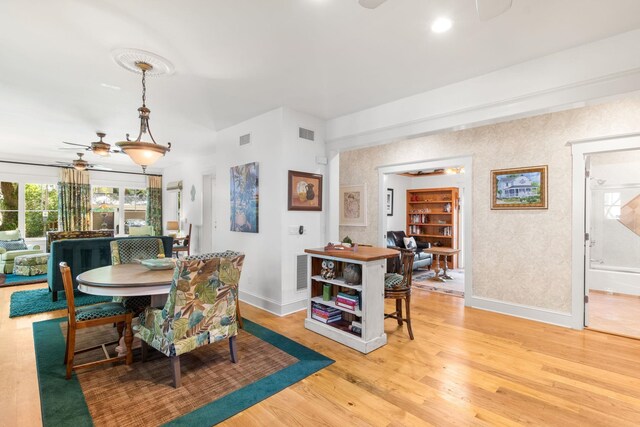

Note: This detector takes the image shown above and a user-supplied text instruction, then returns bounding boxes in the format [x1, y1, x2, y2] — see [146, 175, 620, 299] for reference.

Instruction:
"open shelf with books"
[304, 246, 399, 353]
[406, 187, 459, 269]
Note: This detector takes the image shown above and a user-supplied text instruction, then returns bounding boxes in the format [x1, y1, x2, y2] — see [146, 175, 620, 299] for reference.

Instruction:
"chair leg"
[141, 340, 149, 362]
[65, 327, 76, 379]
[63, 322, 70, 365]
[124, 314, 133, 365]
[236, 303, 243, 329]
[395, 299, 403, 325]
[229, 335, 238, 363]
[52, 291, 58, 302]
[170, 355, 181, 388]
[405, 296, 414, 340]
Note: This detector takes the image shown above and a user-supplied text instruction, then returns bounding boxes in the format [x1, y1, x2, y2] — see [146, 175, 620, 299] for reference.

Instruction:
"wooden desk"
[423, 247, 461, 282]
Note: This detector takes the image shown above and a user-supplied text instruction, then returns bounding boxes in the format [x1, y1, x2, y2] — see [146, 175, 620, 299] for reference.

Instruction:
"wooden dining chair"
[384, 250, 416, 340]
[172, 224, 192, 258]
[59, 262, 134, 379]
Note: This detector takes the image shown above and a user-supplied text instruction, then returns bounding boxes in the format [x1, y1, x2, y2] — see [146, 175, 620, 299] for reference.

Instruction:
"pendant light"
[116, 62, 171, 172]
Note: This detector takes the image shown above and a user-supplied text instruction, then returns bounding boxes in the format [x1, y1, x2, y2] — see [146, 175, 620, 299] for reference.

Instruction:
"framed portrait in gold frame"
[491, 165, 548, 210]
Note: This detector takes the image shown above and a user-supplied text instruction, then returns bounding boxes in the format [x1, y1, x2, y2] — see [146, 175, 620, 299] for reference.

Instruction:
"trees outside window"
[0, 182, 19, 232]
[25, 184, 58, 237]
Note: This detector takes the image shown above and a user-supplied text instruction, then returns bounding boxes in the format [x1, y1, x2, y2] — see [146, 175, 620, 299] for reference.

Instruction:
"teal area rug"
[0, 273, 48, 287]
[10, 288, 111, 318]
[33, 317, 333, 426]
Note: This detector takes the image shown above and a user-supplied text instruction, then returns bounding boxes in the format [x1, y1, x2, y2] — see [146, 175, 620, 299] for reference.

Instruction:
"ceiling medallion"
[116, 61, 171, 172]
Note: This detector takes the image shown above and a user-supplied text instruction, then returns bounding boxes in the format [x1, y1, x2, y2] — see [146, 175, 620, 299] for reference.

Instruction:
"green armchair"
[136, 254, 244, 388]
[0, 229, 41, 274]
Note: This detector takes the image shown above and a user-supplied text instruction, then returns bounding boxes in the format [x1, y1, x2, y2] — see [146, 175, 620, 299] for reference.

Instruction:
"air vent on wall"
[298, 127, 315, 141]
[239, 133, 251, 146]
[296, 254, 308, 291]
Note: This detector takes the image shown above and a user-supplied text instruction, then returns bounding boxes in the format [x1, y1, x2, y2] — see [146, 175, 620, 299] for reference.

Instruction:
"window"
[25, 183, 58, 238]
[124, 188, 147, 233]
[91, 187, 119, 232]
[604, 192, 621, 220]
[0, 181, 19, 231]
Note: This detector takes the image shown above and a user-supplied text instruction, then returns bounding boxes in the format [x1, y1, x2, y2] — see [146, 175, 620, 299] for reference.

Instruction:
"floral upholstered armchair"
[136, 254, 244, 388]
[110, 238, 165, 314]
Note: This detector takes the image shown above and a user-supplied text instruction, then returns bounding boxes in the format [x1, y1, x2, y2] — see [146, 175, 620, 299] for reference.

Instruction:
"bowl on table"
[140, 258, 176, 270]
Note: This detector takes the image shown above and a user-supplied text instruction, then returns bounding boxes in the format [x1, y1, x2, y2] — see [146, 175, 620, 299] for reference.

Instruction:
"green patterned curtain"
[58, 169, 91, 231]
[146, 175, 163, 236]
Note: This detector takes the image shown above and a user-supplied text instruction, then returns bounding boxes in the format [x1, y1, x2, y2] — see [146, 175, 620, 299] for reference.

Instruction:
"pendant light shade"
[116, 61, 171, 172]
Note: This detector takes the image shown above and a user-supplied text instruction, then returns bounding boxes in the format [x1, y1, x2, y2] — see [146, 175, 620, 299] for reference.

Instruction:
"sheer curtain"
[146, 175, 163, 236]
[58, 169, 91, 231]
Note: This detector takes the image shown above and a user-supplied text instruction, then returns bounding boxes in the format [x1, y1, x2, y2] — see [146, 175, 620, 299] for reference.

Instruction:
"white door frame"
[569, 132, 640, 329]
[377, 155, 473, 306]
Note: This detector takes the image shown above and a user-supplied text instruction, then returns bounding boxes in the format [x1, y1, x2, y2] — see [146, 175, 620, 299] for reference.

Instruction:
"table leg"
[441, 255, 454, 280]
[431, 254, 445, 282]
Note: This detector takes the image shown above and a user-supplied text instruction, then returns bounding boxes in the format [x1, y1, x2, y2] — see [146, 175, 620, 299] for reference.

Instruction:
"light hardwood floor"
[2, 282, 640, 426]
[588, 290, 640, 339]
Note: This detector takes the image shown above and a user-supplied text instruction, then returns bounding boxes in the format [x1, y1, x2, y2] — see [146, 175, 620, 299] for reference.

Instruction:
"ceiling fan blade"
[89, 165, 113, 171]
[358, 0, 387, 9]
[58, 147, 84, 151]
[476, 0, 512, 21]
[62, 141, 91, 148]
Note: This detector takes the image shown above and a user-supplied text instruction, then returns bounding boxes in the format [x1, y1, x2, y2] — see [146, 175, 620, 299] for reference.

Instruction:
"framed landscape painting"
[491, 165, 548, 210]
[230, 162, 259, 232]
[339, 184, 367, 226]
[288, 170, 323, 211]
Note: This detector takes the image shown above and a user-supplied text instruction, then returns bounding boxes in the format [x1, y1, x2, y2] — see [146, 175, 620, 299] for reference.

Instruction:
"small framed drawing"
[340, 184, 367, 226]
[287, 170, 323, 211]
[386, 188, 394, 216]
[491, 165, 548, 210]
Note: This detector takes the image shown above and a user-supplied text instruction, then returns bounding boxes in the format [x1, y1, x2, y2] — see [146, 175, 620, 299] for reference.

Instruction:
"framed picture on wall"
[491, 165, 548, 209]
[287, 170, 323, 211]
[339, 184, 367, 226]
[230, 162, 259, 232]
[386, 188, 394, 216]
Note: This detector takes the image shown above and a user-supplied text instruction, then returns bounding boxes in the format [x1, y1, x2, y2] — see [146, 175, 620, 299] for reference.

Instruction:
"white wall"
[162, 107, 326, 315]
[384, 174, 408, 232]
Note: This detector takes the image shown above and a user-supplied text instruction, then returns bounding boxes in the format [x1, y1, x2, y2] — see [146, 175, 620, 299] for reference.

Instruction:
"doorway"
[585, 149, 640, 338]
[201, 173, 216, 254]
[378, 156, 472, 305]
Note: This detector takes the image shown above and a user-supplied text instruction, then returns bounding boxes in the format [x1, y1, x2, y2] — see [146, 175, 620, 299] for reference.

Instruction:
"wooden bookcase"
[304, 247, 398, 354]
[406, 187, 459, 269]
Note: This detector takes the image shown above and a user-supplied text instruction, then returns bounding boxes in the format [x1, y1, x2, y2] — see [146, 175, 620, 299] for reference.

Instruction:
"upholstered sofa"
[46, 230, 114, 253]
[47, 235, 174, 302]
[0, 229, 42, 274]
[386, 230, 432, 271]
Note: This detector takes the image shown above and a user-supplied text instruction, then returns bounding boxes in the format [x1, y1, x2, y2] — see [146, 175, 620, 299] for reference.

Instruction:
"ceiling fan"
[55, 153, 112, 171]
[358, 0, 513, 21]
[60, 132, 122, 156]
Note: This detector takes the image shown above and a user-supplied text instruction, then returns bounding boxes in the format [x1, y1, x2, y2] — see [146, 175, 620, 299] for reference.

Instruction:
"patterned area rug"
[10, 288, 112, 318]
[0, 273, 47, 288]
[33, 317, 333, 427]
[412, 269, 465, 298]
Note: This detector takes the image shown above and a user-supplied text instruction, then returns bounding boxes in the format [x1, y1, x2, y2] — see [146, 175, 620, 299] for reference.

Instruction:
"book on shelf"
[348, 325, 362, 334]
[311, 313, 342, 324]
[351, 320, 362, 328]
[335, 300, 358, 311]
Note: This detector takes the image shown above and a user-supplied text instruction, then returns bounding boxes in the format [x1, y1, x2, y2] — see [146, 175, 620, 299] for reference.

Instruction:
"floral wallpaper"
[339, 97, 640, 313]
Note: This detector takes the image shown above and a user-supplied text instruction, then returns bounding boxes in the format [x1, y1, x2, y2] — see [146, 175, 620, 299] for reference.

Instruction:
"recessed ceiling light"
[431, 17, 453, 33]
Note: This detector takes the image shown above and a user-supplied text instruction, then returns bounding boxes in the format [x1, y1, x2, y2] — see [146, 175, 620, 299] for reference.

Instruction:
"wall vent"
[298, 127, 315, 141]
[296, 254, 308, 291]
[239, 133, 251, 146]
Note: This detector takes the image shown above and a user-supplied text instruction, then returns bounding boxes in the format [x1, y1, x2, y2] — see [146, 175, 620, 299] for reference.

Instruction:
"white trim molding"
[239, 290, 307, 317]
[470, 297, 573, 328]
[569, 132, 640, 330]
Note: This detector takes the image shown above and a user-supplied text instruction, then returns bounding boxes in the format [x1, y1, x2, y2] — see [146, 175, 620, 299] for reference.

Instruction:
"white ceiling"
[1, 0, 640, 170]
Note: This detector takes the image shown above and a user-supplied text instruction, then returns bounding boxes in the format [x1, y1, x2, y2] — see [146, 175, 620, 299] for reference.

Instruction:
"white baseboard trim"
[239, 290, 307, 317]
[470, 296, 574, 329]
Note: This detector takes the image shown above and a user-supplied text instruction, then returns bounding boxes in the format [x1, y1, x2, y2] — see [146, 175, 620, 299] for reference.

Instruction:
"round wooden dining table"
[76, 263, 175, 306]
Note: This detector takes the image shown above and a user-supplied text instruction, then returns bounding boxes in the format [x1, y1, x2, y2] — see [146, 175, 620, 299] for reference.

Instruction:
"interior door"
[583, 155, 591, 326]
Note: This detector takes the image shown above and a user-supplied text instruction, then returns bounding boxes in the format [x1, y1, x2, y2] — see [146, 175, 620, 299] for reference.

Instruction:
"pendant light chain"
[141, 69, 147, 108]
